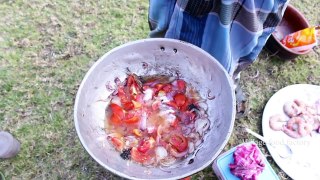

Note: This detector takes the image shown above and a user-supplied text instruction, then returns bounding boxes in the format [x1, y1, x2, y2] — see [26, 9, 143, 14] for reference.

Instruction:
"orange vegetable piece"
[133, 129, 142, 137]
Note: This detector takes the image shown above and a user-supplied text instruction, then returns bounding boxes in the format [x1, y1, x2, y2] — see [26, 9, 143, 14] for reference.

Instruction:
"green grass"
[0, 0, 319, 179]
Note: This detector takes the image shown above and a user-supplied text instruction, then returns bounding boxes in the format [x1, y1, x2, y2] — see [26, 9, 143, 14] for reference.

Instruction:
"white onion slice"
[147, 126, 156, 134]
[170, 147, 188, 158]
[160, 156, 177, 167]
[139, 112, 147, 130]
[110, 96, 121, 106]
[188, 141, 195, 154]
[155, 146, 168, 161]
[143, 89, 153, 101]
[195, 118, 210, 136]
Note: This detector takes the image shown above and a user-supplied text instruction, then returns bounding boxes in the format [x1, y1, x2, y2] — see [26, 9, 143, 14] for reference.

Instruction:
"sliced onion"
[188, 141, 195, 154]
[107, 132, 122, 138]
[160, 156, 177, 167]
[182, 126, 191, 135]
[156, 125, 162, 144]
[155, 146, 168, 161]
[188, 132, 200, 140]
[315, 100, 320, 115]
[197, 101, 208, 111]
[195, 139, 202, 147]
[139, 112, 147, 130]
[170, 147, 188, 158]
[110, 96, 121, 106]
[143, 157, 156, 166]
[165, 91, 175, 101]
[158, 109, 175, 116]
[147, 126, 156, 134]
[124, 136, 138, 147]
[143, 89, 153, 101]
[195, 118, 210, 136]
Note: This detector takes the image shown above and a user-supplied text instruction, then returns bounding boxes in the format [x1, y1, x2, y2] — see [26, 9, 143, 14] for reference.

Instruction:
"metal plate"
[74, 38, 236, 180]
[262, 84, 320, 180]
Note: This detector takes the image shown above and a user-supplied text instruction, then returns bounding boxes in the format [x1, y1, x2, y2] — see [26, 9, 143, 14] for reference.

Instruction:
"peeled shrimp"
[282, 126, 302, 138]
[269, 114, 287, 131]
[283, 100, 303, 117]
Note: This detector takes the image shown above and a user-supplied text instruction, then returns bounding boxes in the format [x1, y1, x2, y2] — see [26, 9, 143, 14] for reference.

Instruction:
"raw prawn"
[269, 114, 286, 131]
[284, 99, 317, 118]
[283, 117, 313, 138]
[283, 99, 304, 117]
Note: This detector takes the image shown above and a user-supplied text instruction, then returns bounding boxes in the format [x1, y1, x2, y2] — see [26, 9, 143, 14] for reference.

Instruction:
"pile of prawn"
[269, 99, 320, 138]
[104, 73, 210, 166]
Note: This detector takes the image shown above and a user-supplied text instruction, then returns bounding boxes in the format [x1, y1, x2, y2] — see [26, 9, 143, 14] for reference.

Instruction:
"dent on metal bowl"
[74, 38, 236, 180]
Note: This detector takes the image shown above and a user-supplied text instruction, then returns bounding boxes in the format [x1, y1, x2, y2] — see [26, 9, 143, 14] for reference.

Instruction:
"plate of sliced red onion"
[262, 84, 320, 180]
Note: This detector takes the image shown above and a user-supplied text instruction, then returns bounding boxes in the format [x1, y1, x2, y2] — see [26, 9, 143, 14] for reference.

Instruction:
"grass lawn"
[0, 0, 319, 179]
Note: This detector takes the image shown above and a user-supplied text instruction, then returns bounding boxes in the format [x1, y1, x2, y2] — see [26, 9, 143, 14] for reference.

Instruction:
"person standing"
[148, 0, 289, 78]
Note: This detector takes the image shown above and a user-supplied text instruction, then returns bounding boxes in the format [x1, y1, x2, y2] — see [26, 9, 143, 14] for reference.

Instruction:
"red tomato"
[123, 116, 139, 124]
[169, 134, 188, 152]
[162, 84, 173, 93]
[110, 103, 124, 119]
[131, 147, 151, 164]
[176, 79, 186, 92]
[126, 75, 135, 86]
[180, 102, 189, 111]
[110, 137, 124, 151]
[127, 75, 141, 95]
[117, 87, 129, 103]
[174, 93, 187, 107]
[122, 101, 134, 111]
[154, 83, 164, 93]
[170, 117, 180, 127]
[180, 176, 192, 180]
[110, 113, 122, 125]
[151, 101, 161, 111]
[166, 101, 179, 109]
[137, 138, 155, 153]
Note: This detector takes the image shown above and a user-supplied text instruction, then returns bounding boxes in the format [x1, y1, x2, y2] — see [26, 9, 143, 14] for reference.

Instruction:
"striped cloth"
[148, 0, 289, 76]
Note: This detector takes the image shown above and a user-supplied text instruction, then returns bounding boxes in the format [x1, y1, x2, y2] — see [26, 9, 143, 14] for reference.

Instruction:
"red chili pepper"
[169, 134, 188, 152]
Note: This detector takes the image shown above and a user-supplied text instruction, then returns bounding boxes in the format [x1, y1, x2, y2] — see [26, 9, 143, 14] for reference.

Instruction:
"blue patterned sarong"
[149, 0, 289, 75]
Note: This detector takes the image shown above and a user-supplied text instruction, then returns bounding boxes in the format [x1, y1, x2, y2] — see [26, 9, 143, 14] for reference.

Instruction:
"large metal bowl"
[74, 38, 236, 179]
